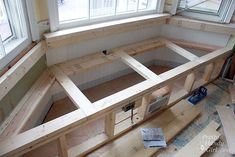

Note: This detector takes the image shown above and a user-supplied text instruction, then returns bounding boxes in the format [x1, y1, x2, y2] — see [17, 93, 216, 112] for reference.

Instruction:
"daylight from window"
[179, 0, 223, 13]
[0, 0, 12, 42]
[58, 0, 158, 22]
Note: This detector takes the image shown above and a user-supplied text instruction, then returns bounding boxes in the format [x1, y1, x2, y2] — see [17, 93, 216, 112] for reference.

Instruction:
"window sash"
[48, 0, 164, 31]
[177, 0, 235, 23]
[0, 0, 31, 70]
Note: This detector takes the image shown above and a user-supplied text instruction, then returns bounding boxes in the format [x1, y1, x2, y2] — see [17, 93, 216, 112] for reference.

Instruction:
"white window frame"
[48, 0, 165, 32]
[173, 0, 235, 23]
[0, 0, 36, 70]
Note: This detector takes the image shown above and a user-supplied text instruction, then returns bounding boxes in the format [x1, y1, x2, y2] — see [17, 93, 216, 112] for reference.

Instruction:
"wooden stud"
[174, 121, 220, 157]
[203, 63, 214, 82]
[105, 112, 116, 138]
[50, 66, 96, 116]
[137, 94, 151, 120]
[216, 106, 235, 154]
[184, 72, 196, 92]
[57, 136, 68, 157]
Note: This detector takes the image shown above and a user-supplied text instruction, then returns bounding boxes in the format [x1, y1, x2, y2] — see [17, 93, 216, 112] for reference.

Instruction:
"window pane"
[58, 0, 89, 22]
[0, 0, 12, 41]
[117, 0, 138, 14]
[179, 0, 222, 13]
[90, 0, 116, 18]
[138, 0, 158, 11]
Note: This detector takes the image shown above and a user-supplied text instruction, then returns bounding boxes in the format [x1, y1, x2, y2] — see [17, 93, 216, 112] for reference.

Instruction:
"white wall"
[46, 25, 162, 65]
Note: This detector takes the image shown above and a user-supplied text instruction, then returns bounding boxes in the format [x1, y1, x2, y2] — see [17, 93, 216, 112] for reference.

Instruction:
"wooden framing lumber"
[0, 41, 46, 101]
[96, 100, 200, 157]
[50, 66, 95, 116]
[163, 39, 199, 61]
[44, 14, 170, 49]
[137, 94, 151, 119]
[174, 121, 220, 157]
[57, 136, 68, 157]
[0, 38, 232, 157]
[184, 72, 196, 92]
[203, 63, 214, 82]
[216, 105, 235, 154]
[115, 51, 162, 82]
[105, 112, 116, 138]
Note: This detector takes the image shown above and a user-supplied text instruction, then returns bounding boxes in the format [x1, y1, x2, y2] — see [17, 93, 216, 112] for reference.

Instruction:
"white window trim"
[173, 0, 235, 23]
[48, 0, 165, 32]
[0, 0, 32, 70]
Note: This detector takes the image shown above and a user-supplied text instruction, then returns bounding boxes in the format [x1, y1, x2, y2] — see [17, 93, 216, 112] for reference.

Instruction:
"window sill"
[44, 13, 170, 49]
[167, 16, 235, 35]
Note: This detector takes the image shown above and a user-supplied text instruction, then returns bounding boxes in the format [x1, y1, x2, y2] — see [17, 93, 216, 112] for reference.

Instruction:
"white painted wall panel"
[47, 25, 161, 65]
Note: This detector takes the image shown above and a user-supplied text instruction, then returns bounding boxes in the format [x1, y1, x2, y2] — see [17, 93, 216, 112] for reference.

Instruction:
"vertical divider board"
[57, 135, 68, 157]
[184, 72, 196, 92]
[105, 112, 116, 138]
[137, 94, 151, 120]
[203, 63, 215, 83]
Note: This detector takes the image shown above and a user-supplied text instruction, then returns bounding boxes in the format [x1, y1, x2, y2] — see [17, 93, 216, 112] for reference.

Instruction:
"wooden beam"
[116, 51, 162, 82]
[45, 14, 170, 49]
[216, 106, 235, 154]
[50, 66, 95, 116]
[105, 112, 116, 138]
[57, 136, 68, 157]
[137, 94, 151, 119]
[164, 39, 199, 61]
[174, 121, 220, 157]
[0, 41, 46, 101]
[203, 63, 214, 82]
[167, 16, 235, 35]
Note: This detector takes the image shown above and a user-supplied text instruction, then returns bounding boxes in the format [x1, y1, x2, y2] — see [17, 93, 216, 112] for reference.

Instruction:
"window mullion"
[0, 35, 6, 57]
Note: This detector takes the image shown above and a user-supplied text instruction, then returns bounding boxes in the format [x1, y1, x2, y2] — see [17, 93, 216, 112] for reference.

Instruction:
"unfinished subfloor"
[23, 63, 233, 157]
